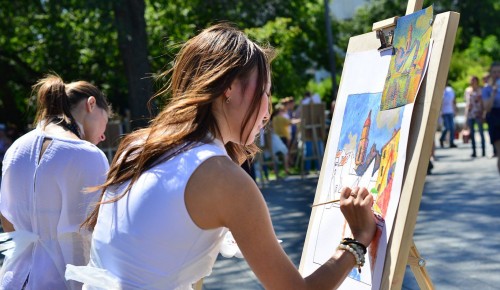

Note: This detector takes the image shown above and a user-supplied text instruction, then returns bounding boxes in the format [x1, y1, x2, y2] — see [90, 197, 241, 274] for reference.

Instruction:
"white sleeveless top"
[0, 128, 109, 290]
[66, 139, 229, 290]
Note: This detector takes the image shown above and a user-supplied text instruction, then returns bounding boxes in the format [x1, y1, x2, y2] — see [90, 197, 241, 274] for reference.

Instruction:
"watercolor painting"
[381, 5, 433, 110]
[300, 49, 415, 290]
[312, 92, 405, 285]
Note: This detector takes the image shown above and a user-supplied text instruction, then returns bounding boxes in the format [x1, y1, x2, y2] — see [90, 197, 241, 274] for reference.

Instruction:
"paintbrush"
[311, 199, 341, 207]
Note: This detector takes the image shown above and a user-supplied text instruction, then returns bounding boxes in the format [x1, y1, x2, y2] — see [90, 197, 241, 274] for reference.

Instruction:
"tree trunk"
[113, 0, 153, 130]
[324, 0, 337, 101]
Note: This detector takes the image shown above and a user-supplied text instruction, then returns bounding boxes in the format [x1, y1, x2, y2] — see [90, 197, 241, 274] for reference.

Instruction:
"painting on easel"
[381, 5, 433, 110]
[301, 8, 432, 289]
[313, 91, 406, 282]
[300, 49, 416, 289]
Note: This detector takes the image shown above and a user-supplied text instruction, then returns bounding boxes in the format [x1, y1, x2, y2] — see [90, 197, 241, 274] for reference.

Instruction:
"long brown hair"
[82, 23, 274, 230]
[33, 73, 109, 127]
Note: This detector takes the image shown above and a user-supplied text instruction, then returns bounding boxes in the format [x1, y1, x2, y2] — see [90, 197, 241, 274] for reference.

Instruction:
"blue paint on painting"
[338, 93, 404, 155]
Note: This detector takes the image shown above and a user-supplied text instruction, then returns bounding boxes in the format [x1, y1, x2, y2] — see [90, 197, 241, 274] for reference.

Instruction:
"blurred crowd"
[432, 62, 500, 175]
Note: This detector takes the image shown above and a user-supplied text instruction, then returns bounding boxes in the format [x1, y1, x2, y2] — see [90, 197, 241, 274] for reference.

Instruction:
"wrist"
[351, 233, 372, 248]
[341, 237, 367, 254]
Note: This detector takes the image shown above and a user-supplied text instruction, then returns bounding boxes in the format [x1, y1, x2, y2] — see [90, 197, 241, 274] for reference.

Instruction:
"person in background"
[329, 99, 337, 119]
[283, 97, 297, 146]
[464, 76, 485, 157]
[301, 91, 313, 105]
[482, 72, 496, 157]
[0, 74, 111, 289]
[439, 83, 457, 148]
[241, 158, 256, 181]
[482, 62, 500, 173]
[327, 99, 337, 134]
[311, 93, 322, 104]
[272, 103, 300, 149]
[281, 97, 298, 168]
[427, 142, 436, 175]
[271, 103, 298, 174]
[67, 23, 376, 289]
[295, 91, 321, 118]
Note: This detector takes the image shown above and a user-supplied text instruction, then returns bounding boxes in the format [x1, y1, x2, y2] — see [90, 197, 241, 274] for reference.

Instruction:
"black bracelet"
[341, 237, 367, 254]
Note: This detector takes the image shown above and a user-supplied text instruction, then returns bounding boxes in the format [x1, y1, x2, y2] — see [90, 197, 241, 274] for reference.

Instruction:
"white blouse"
[0, 129, 109, 290]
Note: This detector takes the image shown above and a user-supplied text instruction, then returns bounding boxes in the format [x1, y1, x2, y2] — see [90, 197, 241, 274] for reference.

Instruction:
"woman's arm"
[186, 157, 375, 290]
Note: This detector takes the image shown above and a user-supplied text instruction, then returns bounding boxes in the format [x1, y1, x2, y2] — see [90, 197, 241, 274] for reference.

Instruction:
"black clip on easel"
[373, 16, 398, 54]
[376, 29, 395, 53]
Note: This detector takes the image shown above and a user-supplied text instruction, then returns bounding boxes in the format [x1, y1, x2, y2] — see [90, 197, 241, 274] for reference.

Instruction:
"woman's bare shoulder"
[202, 156, 259, 191]
[189, 155, 260, 202]
[185, 156, 266, 229]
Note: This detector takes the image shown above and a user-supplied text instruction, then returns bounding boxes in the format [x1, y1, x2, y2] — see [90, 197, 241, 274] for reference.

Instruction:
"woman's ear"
[86, 96, 97, 112]
[223, 86, 235, 104]
[225, 86, 232, 97]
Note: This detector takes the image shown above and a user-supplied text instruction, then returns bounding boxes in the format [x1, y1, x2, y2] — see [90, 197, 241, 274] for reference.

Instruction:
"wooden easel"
[298, 0, 459, 289]
[373, 0, 459, 289]
[193, 279, 203, 290]
[407, 241, 433, 289]
[297, 102, 326, 177]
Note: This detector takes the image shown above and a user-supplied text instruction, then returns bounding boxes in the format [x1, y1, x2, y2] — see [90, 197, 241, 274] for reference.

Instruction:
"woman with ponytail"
[67, 23, 376, 290]
[0, 73, 111, 289]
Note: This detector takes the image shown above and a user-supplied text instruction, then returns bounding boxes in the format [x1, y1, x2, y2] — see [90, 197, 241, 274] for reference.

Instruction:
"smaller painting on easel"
[381, 6, 433, 110]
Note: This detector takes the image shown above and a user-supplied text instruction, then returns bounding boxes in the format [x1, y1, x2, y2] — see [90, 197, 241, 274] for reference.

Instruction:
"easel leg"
[299, 140, 305, 178]
[407, 240, 434, 289]
[312, 128, 321, 171]
[193, 278, 203, 290]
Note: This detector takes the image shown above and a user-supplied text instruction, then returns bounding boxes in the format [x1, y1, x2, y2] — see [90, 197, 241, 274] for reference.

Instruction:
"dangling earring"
[225, 97, 231, 104]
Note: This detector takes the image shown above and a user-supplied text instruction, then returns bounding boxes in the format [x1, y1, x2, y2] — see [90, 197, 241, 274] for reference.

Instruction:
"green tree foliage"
[1, 0, 334, 128]
[435, 0, 499, 99]
[339, 0, 499, 101]
[245, 18, 303, 99]
[144, 0, 329, 104]
[3, 0, 497, 130]
[306, 77, 332, 103]
[338, 0, 499, 50]
[450, 35, 500, 101]
[0, 0, 126, 128]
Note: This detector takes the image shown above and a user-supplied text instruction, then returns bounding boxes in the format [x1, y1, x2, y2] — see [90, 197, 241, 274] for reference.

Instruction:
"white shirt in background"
[441, 86, 456, 114]
[0, 128, 108, 290]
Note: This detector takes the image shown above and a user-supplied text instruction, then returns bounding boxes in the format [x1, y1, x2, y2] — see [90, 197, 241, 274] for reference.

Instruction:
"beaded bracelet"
[348, 243, 366, 265]
[341, 237, 367, 254]
[337, 244, 365, 273]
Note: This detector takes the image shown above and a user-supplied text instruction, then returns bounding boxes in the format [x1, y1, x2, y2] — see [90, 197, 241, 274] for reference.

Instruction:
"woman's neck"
[70, 108, 86, 139]
[43, 121, 80, 140]
[74, 119, 85, 139]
